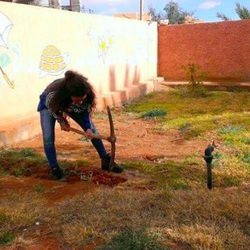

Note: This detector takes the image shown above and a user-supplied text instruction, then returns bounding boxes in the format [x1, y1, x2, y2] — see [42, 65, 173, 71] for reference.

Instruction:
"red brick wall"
[158, 20, 250, 82]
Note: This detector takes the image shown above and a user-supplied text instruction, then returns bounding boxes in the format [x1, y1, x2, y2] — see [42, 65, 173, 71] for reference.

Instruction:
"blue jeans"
[40, 109, 107, 169]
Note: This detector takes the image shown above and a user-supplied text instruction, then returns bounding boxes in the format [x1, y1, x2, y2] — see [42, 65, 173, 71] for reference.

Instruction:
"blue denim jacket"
[37, 91, 47, 112]
[37, 91, 91, 129]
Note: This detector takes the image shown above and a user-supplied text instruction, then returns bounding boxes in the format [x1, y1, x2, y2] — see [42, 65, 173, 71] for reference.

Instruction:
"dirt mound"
[65, 168, 127, 187]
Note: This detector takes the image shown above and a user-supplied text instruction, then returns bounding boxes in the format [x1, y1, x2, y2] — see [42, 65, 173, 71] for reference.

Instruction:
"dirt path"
[12, 111, 207, 161]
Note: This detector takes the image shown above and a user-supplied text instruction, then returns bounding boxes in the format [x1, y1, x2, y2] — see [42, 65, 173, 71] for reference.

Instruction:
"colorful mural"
[0, 52, 10, 68]
[98, 36, 113, 63]
[0, 1, 157, 123]
[0, 11, 13, 49]
[39, 45, 67, 77]
[0, 65, 15, 89]
[87, 28, 114, 64]
[0, 11, 15, 88]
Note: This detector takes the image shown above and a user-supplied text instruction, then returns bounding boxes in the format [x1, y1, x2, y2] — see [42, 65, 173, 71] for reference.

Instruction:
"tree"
[163, 1, 193, 24]
[48, 0, 60, 9]
[216, 12, 231, 21]
[217, 2, 250, 21]
[148, 6, 163, 22]
[235, 2, 250, 19]
[80, 5, 94, 13]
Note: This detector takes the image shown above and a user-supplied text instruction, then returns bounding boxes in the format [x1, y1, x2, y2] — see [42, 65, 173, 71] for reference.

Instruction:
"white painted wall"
[0, 2, 157, 122]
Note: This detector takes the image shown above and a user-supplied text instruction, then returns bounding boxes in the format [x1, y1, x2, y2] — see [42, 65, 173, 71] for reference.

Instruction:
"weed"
[140, 109, 167, 119]
[100, 228, 165, 250]
[0, 232, 15, 245]
[0, 213, 11, 224]
[213, 152, 223, 160]
[13, 167, 32, 177]
[181, 63, 208, 97]
[218, 125, 245, 135]
[178, 122, 192, 133]
[242, 154, 250, 164]
[33, 184, 45, 194]
[241, 137, 250, 145]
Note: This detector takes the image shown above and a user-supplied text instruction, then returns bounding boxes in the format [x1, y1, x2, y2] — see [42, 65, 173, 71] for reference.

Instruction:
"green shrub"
[242, 154, 250, 164]
[218, 125, 245, 134]
[182, 63, 208, 97]
[0, 232, 15, 245]
[33, 184, 45, 194]
[100, 228, 165, 250]
[141, 109, 167, 119]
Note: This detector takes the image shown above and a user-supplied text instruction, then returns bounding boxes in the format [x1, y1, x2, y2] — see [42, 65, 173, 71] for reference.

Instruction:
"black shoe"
[101, 154, 124, 173]
[51, 166, 65, 180]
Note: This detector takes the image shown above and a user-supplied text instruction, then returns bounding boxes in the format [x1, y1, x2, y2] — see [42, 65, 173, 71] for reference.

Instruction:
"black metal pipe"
[203, 144, 214, 190]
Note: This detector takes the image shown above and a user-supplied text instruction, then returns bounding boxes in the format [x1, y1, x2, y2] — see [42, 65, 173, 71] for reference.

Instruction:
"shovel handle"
[70, 127, 110, 141]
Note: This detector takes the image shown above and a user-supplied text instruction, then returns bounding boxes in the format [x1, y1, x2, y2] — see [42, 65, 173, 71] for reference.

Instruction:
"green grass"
[1, 89, 249, 249]
[122, 156, 248, 190]
[0, 148, 91, 178]
[122, 160, 203, 190]
[33, 184, 45, 194]
[124, 91, 250, 135]
[124, 91, 250, 118]
[99, 228, 165, 250]
[0, 232, 15, 245]
[123, 90, 250, 188]
[0, 148, 46, 177]
[140, 109, 167, 119]
[124, 90, 250, 140]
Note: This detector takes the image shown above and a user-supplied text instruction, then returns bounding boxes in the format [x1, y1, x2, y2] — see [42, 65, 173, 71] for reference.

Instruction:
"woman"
[37, 70, 123, 180]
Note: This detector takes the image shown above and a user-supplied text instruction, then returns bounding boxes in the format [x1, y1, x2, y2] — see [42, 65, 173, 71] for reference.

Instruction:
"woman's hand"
[60, 122, 71, 132]
[85, 129, 95, 139]
[58, 115, 70, 132]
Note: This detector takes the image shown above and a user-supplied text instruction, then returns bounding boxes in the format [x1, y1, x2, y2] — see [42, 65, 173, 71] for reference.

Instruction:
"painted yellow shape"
[39, 45, 66, 74]
[43, 45, 61, 56]
[108, 37, 112, 45]
[100, 41, 107, 51]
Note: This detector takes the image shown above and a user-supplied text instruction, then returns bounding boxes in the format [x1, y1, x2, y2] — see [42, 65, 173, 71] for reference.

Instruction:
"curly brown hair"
[46, 70, 96, 113]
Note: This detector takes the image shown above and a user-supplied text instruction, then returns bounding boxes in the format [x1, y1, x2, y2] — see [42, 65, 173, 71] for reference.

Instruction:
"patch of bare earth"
[12, 111, 208, 162]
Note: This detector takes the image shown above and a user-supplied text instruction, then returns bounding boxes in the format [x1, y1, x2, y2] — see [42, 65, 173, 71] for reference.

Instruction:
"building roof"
[113, 12, 151, 21]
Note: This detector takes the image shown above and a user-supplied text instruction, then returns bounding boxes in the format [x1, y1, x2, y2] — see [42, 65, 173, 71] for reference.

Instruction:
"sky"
[70, 0, 250, 22]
